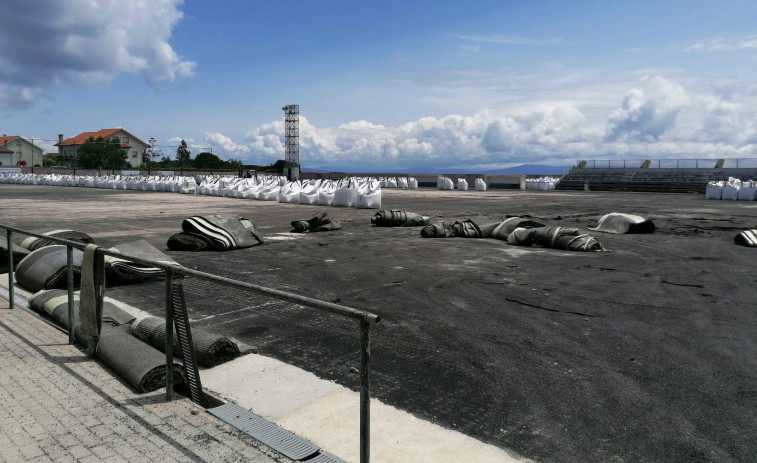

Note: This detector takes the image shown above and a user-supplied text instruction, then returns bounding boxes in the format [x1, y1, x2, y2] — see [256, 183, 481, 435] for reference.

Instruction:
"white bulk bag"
[721, 178, 741, 200]
[299, 179, 322, 205]
[279, 181, 302, 203]
[475, 178, 487, 191]
[170, 178, 182, 193]
[234, 178, 253, 199]
[356, 180, 382, 209]
[247, 180, 266, 200]
[208, 177, 222, 195]
[196, 178, 209, 195]
[258, 179, 281, 201]
[457, 179, 468, 191]
[146, 177, 159, 191]
[318, 180, 337, 206]
[705, 181, 724, 200]
[179, 178, 196, 194]
[228, 178, 246, 198]
[333, 179, 357, 207]
[738, 180, 757, 201]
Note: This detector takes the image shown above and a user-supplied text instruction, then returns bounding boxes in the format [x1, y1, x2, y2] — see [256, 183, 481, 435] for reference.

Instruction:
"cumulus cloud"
[202, 76, 757, 171]
[203, 132, 250, 154]
[606, 76, 690, 142]
[0, 0, 195, 109]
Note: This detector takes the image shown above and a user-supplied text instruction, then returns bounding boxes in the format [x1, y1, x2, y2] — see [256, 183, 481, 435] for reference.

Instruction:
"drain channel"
[207, 402, 346, 462]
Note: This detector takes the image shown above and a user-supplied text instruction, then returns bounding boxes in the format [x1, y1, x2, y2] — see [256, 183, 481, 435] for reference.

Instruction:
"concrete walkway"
[0, 297, 292, 463]
[202, 354, 532, 463]
[0, 279, 532, 463]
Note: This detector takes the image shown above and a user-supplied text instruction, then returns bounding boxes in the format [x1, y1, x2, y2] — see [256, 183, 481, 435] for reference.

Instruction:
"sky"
[2, 0, 757, 172]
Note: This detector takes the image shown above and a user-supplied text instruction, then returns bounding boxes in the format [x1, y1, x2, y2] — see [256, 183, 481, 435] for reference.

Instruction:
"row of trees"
[60, 137, 271, 172]
[151, 140, 244, 171]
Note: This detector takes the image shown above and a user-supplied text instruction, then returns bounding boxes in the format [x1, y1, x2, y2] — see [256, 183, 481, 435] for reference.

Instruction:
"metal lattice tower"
[282, 105, 299, 180]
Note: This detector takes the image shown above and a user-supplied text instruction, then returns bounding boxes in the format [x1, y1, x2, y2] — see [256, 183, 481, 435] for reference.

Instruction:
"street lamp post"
[148, 137, 156, 175]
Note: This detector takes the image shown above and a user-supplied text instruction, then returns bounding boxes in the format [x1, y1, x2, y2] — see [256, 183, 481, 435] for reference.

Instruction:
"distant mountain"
[303, 163, 572, 176]
[480, 164, 572, 175]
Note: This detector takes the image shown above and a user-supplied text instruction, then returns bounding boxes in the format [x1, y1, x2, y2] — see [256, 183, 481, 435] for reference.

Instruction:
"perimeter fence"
[577, 158, 757, 169]
[1, 223, 380, 463]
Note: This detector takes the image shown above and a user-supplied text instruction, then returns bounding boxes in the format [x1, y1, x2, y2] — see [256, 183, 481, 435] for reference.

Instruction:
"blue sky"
[2, 0, 757, 172]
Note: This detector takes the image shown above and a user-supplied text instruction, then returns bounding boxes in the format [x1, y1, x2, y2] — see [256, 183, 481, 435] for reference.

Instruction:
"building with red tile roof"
[55, 128, 150, 169]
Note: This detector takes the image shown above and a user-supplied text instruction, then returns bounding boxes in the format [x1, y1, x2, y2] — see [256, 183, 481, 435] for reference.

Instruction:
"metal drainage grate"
[207, 402, 320, 461]
[306, 450, 349, 463]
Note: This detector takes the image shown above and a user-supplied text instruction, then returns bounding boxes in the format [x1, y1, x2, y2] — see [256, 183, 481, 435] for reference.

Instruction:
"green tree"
[76, 136, 128, 170]
[225, 158, 243, 171]
[194, 151, 225, 169]
[272, 159, 287, 174]
[42, 155, 57, 167]
[175, 139, 192, 166]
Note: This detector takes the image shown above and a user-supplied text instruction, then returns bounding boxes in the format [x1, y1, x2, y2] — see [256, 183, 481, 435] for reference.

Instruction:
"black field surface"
[1, 184, 755, 463]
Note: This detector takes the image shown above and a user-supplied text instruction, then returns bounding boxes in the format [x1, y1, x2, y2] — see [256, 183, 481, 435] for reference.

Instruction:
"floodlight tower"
[282, 104, 300, 180]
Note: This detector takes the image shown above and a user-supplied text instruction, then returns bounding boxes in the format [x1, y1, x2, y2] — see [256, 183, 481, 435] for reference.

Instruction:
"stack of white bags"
[436, 175, 486, 191]
[706, 177, 757, 201]
[0, 172, 397, 209]
[525, 177, 559, 190]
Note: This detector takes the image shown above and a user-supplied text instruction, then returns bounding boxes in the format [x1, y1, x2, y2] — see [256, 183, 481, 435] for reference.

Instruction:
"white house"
[0, 135, 45, 167]
[55, 128, 150, 169]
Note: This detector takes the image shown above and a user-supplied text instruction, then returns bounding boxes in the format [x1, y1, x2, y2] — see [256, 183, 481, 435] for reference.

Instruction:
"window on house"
[123, 137, 129, 144]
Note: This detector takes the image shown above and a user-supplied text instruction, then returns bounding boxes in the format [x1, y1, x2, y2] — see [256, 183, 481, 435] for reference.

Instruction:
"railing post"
[67, 246, 75, 344]
[360, 318, 372, 463]
[164, 267, 175, 401]
[6, 230, 14, 309]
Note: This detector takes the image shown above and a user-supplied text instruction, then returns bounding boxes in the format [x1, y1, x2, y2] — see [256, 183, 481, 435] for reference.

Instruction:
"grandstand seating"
[556, 167, 757, 194]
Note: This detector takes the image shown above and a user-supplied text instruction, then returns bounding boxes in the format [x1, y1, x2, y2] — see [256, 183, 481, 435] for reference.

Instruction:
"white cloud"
[0, 0, 195, 109]
[201, 76, 757, 171]
[167, 137, 195, 145]
[685, 35, 757, 53]
[203, 132, 250, 154]
[451, 34, 563, 47]
[606, 76, 691, 142]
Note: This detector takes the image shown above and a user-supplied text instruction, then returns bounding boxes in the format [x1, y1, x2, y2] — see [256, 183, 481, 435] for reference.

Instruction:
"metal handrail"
[2, 223, 380, 463]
